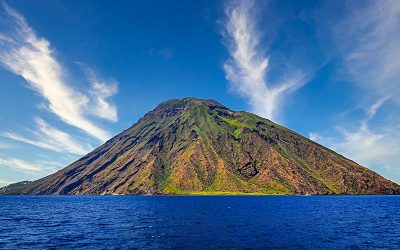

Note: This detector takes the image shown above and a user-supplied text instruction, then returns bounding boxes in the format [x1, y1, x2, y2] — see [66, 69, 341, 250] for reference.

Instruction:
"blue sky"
[0, 0, 399, 186]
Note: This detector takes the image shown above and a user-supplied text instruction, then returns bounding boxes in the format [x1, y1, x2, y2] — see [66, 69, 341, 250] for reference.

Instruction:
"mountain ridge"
[1, 97, 399, 195]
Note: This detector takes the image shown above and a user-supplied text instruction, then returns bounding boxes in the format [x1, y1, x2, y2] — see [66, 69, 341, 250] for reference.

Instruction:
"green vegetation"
[162, 190, 285, 196]
[221, 117, 242, 127]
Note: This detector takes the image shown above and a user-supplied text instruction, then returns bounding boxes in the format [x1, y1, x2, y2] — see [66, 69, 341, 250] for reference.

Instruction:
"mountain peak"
[160, 97, 226, 109]
[144, 97, 228, 119]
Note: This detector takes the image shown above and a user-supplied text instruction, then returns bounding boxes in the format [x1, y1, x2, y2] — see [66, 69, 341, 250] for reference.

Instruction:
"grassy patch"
[221, 117, 242, 127]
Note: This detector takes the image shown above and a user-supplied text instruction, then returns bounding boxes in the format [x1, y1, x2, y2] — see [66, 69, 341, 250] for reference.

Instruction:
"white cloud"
[333, 0, 400, 105]
[310, 0, 400, 184]
[83, 68, 119, 122]
[0, 158, 43, 173]
[366, 96, 390, 120]
[0, 3, 118, 142]
[0, 157, 61, 175]
[222, 0, 308, 121]
[3, 118, 92, 155]
[312, 123, 400, 183]
[90, 82, 118, 122]
[310, 101, 400, 183]
[335, 124, 398, 166]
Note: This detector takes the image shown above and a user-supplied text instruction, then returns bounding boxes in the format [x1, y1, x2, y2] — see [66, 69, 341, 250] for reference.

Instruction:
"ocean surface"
[0, 196, 399, 249]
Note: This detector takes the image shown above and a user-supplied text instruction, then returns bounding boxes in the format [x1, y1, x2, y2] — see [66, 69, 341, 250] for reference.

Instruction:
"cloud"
[310, 1, 400, 184]
[0, 3, 118, 142]
[366, 96, 390, 120]
[0, 158, 43, 173]
[2, 118, 92, 155]
[0, 153, 66, 178]
[311, 124, 400, 183]
[317, 124, 399, 167]
[80, 66, 119, 122]
[310, 102, 400, 183]
[332, 0, 400, 105]
[222, 0, 308, 121]
[0, 142, 10, 148]
[89, 81, 118, 122]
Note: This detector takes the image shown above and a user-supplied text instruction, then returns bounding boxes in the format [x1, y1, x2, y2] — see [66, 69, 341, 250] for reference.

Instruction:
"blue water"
[0, 196, 399, 249]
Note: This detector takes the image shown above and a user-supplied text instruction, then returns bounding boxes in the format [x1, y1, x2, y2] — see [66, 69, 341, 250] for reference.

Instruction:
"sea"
[0, 195, 399, 249]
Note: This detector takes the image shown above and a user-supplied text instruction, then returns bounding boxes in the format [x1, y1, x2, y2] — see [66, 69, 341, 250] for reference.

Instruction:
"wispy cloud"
[2, 118, 92, 155]
[332, 0, 400, 105]
[0, 158, 43, 173]
[310, 101, 400, 183]
[0, 152, 65, 175]
[311, 125, 400, 184]
[222, 0, 308, 121]
[0, 141, 10, 148]
[89, 81, 119, 122]
[366, 96, 390, 120]
[310, 0, 400, 183]
[82, 67, 119, 122]
[0, 3, 118, 142]
[312, 125, 399, 169]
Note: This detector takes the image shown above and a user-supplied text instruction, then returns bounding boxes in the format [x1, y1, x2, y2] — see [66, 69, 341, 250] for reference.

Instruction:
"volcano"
[1, 98, 399, 195]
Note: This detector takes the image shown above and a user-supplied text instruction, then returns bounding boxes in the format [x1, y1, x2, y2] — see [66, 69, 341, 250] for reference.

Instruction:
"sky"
[0, 0, 399, 187]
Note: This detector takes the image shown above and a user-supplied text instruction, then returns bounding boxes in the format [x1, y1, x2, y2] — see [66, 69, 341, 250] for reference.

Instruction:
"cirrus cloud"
[2, 118, 93, 155]
[222, 0, 308, 121]
[0, 2, 118, 142]
[0, 158, 42, 173]
[310, 0, 400, 184]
